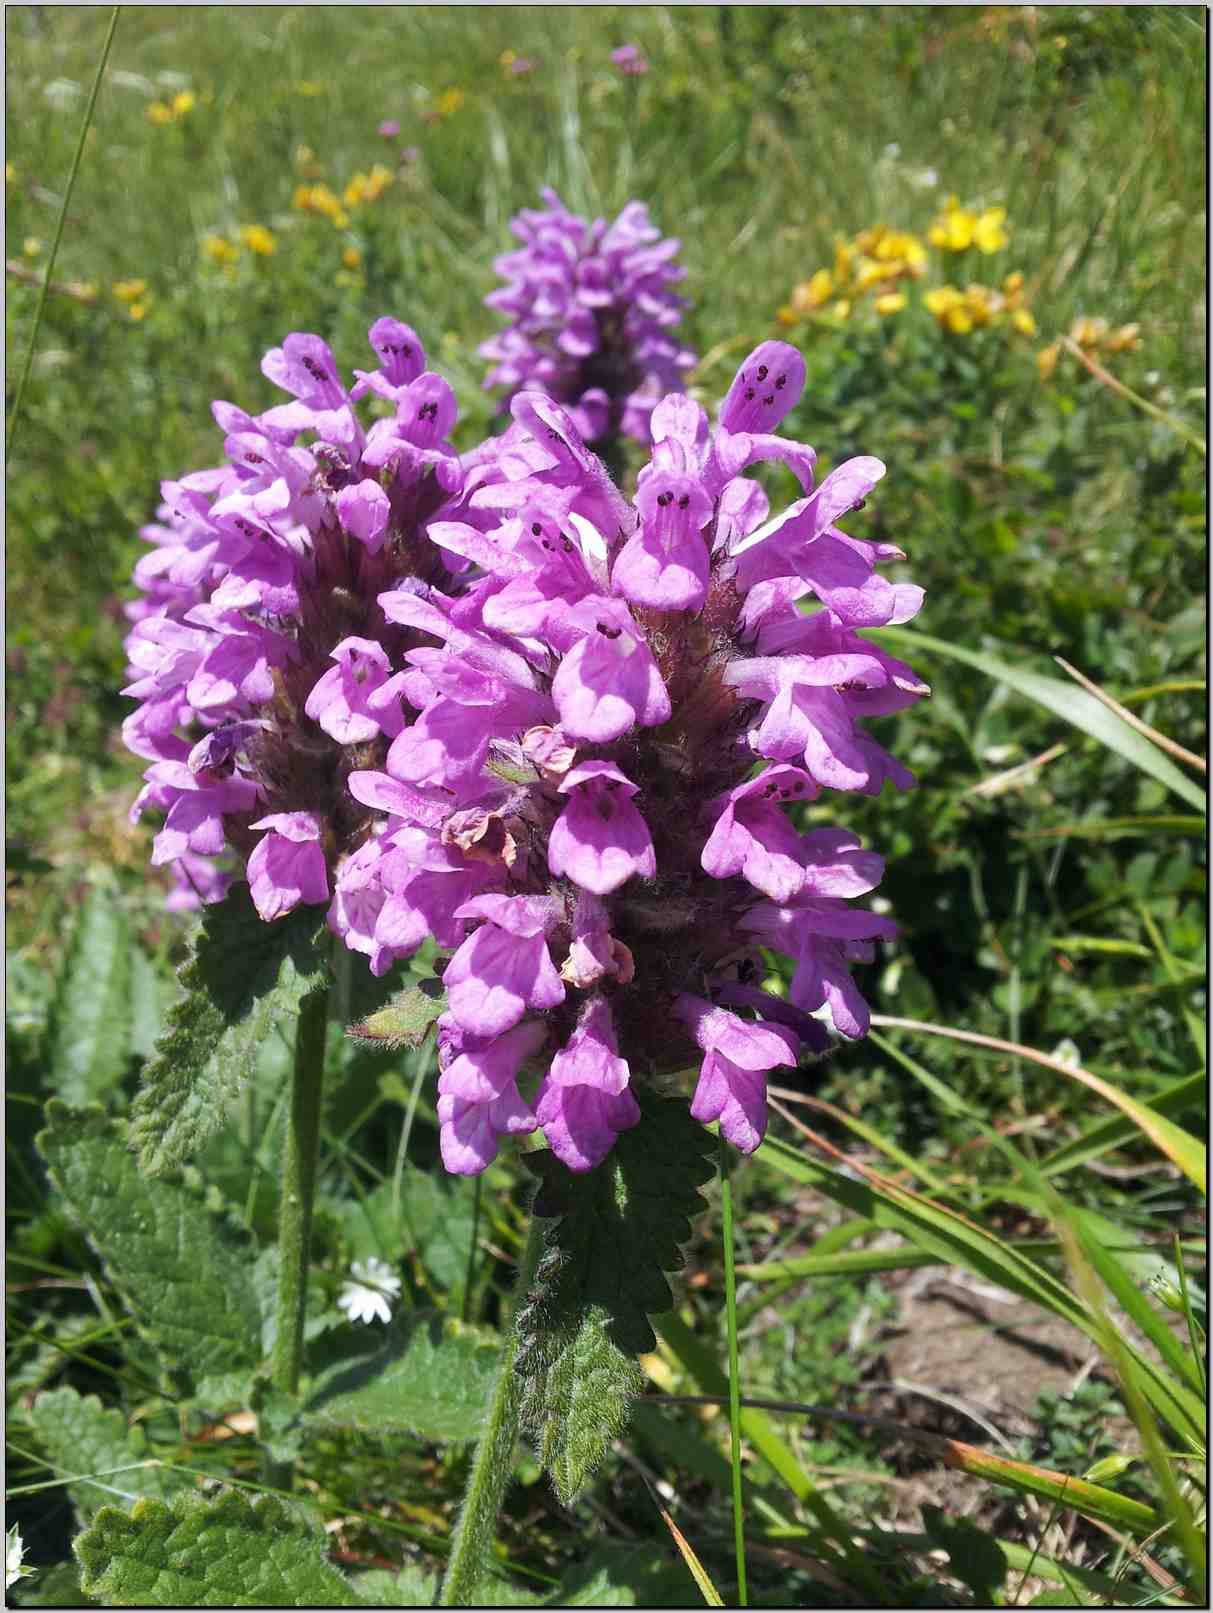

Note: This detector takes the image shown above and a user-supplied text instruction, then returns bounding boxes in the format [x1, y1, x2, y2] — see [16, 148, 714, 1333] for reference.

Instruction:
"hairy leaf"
[515, 1097, 715, 1501]
[130, 885, 329, 1174]
[74, 1489, 359, 1607]
[350, 1564, 437, 1605]
[46, 887, 132, 1105]
[36, 1103, 262, 1389]
[28, 1387, 190, 1519]
[303, 1311, 500, 1442]
[347, 978, 446, 1049]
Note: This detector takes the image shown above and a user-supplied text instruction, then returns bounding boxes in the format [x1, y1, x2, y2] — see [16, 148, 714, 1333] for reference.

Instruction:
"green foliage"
[130, 885, 329, 1175]
[45, 886, 132, 1106]
[516, 1099, 715, 1500]
[339, 1172, 477, 1299]
[36, 1103, 263, 1390]
[74, 1489, 360, 1607]
[304, 1312, 500, 1442]
[27, 1387, 190, 1519]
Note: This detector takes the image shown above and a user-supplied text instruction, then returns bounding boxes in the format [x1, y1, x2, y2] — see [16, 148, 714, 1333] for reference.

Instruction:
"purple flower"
[548, 760, 656, 894]
[377, 118, 401, 138]
[611, 44, 649, 76]
[304, 638, 407, 744]
[675, 996, 799, 1154]
[437, 1017, 545, 1174]
[246, 812, 329, 921]
[479, 189, 695, 445]
[442, 894, 565, 1037]
[535, 997, 640, 1170]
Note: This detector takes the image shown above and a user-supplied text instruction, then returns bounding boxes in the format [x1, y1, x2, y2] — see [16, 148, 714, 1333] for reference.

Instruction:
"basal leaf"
[303, 1311, 500, 1442]
[350, 1563, 437, 1606]
[46, 887, 132, 1106]
[515, 1097, 715, 1502]
[74, 1489, 359, 1607]
[28, 1387, 190, 1519]
[36, 1103, 263, 1390]
[130, 885, 329, 1175]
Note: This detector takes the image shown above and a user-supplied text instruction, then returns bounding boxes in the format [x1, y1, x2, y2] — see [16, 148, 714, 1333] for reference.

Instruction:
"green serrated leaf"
[347, 979, 446, 1049]
[28, 1387, 190, 1520]
[351, 1563, 437, 1606]
[130, 885, 329, 1175]
[515, 1098, 715, 1502]
[74, 1489, 360, 1607]
[128, 946, 165, 1062]
[36, 1103, 263, 1389]
[303, 1311, 500, 1442]
[46, 887, 132, 1105]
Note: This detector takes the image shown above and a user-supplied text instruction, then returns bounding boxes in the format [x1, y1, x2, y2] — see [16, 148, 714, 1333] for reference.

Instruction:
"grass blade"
[6, 7, 120, 458]
[871, 627, 1207, 813]
[872, 1015, 1206, 1192]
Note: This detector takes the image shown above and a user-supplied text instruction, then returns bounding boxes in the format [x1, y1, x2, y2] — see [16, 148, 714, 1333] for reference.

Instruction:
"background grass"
[5, 5, 1207, 1606]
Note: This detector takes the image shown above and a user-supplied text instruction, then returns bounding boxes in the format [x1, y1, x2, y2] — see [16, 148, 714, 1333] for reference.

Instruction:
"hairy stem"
[439, 1213, 544, 1606]
[271, 987, 329, 1401]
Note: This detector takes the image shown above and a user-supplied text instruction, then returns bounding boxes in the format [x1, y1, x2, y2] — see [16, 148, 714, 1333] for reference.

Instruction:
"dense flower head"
[124, 319, 925, 1175]
[478, 188, 696, 446]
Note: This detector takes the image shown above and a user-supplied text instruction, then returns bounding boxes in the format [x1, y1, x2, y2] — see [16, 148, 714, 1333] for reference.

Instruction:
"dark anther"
[657, 490, 673, 506]
[853, 499, 866, 511]
[763, 394, 775, 407]
[775, 373, 787, 389]
[531, 522, 543, 536]
[678, 494, 690, 509]
[744, 387, 756, 401]
[596, 622, 622, 639]
[756, 364, 768, 381]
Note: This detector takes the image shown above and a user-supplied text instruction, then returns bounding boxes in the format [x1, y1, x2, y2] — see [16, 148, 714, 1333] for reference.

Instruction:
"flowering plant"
[123, 329, 924, 1181]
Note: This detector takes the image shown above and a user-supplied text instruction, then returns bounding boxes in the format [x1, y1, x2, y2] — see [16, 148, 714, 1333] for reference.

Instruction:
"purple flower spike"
[479, 188, 694, 444]
[548, 760, 656, 894]
[246, 812, 329, 922]
[123, 293, 923, 1181]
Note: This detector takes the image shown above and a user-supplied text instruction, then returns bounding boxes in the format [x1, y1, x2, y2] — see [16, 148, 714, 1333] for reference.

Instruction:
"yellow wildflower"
[792, 268, 834, 312]
[438, 88, 465, 118]
[500, 48, 518, 68]
[1002, 270, 1025, 298]
[342, 246, 363, 270]
[964, 284, 996, 326]
[1011, 307, 1037, 337]
[830, 299, 851, 323]
[146, 101, 174, 126]
[1069, 315, 1108, 349]
[113, 278, 148, 304]
[71, 281, 98, 303]
[1037, 342, 1060, 380]
[776, 305, 798, 328]
[202, 233, 239, 264]
[294, 80, 323, 97]
[5, 161, 16, 183]
[22, 237, 42, 258]
[294, 184, 349, 228]
[1105, 323, 1141, 353]
[973, 206, 1009, 254]
[128, 302, 148, 322]
[171, 90, 196, 118]
[240, 224, 277, 257]
[874, 290, 907, 316]
[833, 237, 855, 285]
[928, 195, 977, 252]
[924, 285, 973, 334]
[874, 231, 927, 273]
[855, 256, 891, 294]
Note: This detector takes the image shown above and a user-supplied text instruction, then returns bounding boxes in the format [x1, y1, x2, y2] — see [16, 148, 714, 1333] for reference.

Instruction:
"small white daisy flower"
[337, 1257, 401, 1325]
[6, 1523, 34, 1590]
